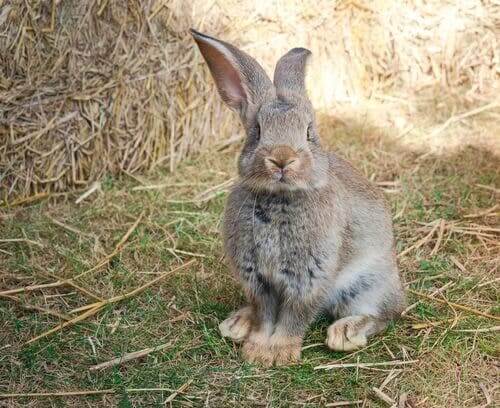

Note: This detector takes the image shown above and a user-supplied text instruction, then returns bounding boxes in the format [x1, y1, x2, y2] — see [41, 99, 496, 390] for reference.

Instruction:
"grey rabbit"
[191, 29, 405, 366]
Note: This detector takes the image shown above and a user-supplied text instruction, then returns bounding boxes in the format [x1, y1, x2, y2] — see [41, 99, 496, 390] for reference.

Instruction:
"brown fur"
[242, 333, 302, 367]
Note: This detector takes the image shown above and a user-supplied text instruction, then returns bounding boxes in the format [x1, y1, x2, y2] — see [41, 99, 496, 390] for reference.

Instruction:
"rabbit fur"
[191, 29, 405, 366]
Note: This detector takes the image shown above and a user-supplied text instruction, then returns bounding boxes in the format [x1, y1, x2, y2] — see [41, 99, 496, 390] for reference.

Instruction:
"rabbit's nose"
[267, 157, 296, 169]
[266, 145, 298, 170]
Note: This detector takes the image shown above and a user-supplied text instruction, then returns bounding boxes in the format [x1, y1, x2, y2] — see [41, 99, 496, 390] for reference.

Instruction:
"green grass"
[0, 126, 498, 407]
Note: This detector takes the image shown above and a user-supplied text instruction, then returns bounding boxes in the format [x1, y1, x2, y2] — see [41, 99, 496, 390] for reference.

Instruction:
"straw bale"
[1, 0, 498, 199]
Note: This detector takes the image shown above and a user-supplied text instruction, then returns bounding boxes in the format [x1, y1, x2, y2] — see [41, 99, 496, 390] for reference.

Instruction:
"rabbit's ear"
[191, 29, 273, 112]
[273, 48, 311, 96]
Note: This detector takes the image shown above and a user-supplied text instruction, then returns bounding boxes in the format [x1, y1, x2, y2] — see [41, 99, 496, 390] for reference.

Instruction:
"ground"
[0, 117, 498, 407]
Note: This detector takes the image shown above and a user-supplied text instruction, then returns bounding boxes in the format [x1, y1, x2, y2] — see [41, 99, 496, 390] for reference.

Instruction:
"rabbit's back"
[327, 153, 395, 253]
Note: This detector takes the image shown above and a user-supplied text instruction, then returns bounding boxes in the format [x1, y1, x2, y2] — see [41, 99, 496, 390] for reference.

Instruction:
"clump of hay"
[0, 0, 234, 199]
[1, 0, 498, 199]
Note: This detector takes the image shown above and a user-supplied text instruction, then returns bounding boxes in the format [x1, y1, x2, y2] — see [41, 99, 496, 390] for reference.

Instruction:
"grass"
[0, 119, 498, 407]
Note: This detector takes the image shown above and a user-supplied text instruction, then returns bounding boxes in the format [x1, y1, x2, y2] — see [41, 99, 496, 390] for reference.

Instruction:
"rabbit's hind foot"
[219, 306, 253, 343]
[325, 315, 387, 352]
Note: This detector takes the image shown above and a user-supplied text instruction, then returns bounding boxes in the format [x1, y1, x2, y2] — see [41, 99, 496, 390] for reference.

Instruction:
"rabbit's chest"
[241, 196, 328, 296]
[252, 198, 309, 258]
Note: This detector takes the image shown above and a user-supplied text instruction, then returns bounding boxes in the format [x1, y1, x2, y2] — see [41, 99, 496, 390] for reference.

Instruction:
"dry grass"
[1, 0, 499, 199]
[1, 116, 498, 406]
[0, 1, 498, 406]
[0, 0, 236, 198]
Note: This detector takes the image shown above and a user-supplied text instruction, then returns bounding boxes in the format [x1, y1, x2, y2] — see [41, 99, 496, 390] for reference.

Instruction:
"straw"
[1, 1, 498, 199]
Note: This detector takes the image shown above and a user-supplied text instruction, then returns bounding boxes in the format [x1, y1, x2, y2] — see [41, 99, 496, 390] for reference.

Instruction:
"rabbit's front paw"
[219, 306, 253, 343]
[242, 334, 301, 367]
[242, 337, 275, 367]
[325, 316, 371, 351]
[271, 343, 301, 366]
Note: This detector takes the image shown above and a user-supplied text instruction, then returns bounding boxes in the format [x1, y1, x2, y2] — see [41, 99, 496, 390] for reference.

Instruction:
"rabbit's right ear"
[191, 29, 273, 113]
[274, 48, 311, 96]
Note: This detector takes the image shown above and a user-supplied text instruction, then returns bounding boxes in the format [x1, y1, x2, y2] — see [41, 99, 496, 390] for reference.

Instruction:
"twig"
[464, 204, 499, 218]
[26, 304, 104, 345]
[402, 281, 454, 316]
[167, 248, 207, 258]
[71, 259, 194, 314]
[38, 264, 103, 301]
[314, 359, 418, 371]
[75, 181, 101, 204]
[56, 279, 103, 302]
[329, 339, 383, 363]
[1, 192, 50, 207]
[132, 182, 200, 191]
[410, 318, 457, 330]
[89, 342, 172, 371]
[475, 184, 500, 195]
[216, 134, 243, 151]
[194, 178, 235, 203]
[48, 216, 98, 240]
[163, 379, 193, 403]
[430, 219, 446, 256]
[26, 260, 194, 344]
[407, 289, 500, 321]
[0, 238, 44, 248]
[379, 369, 401, 391]
[70, 210, 143, 278]
[398, 221, 440, 258]
[450, 256, 466, 273]
[0, 294, 70, 321]
[429, 101, 499, 138]
[398, 392, 408, 408]
[326, 401, 364, 407]
[0, 388, 183, 399]
[454, 326, 500, 333]
[372, 387, 395, 405]
[477, 277, 500, 288]
[301, 342, 324, 350]
[477, 383, 492, 408]
[0, 281, 69, 296]
[0, 212, 143, 297]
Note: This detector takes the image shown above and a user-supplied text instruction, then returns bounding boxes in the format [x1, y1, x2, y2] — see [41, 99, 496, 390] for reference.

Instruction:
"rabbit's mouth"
[239, 147, 317, 193]
[243, 166, 311, 193]
[266, 161, 304, 190]
[269, 168, 290, 183]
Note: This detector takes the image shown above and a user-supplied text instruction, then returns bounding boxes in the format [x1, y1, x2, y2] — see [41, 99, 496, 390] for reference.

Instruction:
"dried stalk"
[0, 294, 70, 321]
[0, 388, 183, 398]
[314, 359, 418, 371]
[89, 342, 172, 371]
[0, 212, 143, 298]
[26, 260, 194, 344]
[326, 401, 364, 407]
[398, 221, 440, 258]
[407, 289, 500, 321]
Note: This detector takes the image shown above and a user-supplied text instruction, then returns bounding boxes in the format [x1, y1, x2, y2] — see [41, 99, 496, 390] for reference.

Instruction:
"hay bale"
[0, 0, 236, 199]
[1, 0, 498, 199]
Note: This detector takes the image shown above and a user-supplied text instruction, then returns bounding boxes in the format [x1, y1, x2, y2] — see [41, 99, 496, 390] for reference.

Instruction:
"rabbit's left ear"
[191, 29, 273, 114]
[273, 48, 311, 96]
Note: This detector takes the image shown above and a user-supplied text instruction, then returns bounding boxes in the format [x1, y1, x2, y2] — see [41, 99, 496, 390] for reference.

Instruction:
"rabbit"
[191, 29, 406, 366]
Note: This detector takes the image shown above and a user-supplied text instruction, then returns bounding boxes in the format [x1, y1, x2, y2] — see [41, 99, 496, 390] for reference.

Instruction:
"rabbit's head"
[191, 30, 329, 193]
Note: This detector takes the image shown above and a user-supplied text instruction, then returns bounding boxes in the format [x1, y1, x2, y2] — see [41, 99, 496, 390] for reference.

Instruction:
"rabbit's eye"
[307, 123, 314, 142]
[254, 123, 261, 142]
